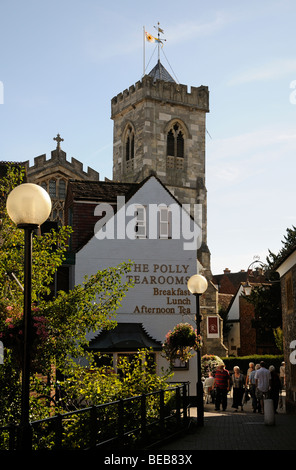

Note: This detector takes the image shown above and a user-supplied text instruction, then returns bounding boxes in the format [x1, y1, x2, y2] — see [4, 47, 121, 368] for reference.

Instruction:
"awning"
[88, 323, 163, 352]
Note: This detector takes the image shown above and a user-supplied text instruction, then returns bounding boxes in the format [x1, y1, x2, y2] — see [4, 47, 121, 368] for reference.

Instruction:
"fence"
[0, 383, 190, 450]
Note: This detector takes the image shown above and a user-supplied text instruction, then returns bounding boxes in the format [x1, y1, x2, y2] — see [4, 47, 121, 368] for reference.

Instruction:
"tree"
[0, 165, 134, 423]
[242, 235, 286, 351]
[266, 225, 296, 268]
[243, 281, 282, 342]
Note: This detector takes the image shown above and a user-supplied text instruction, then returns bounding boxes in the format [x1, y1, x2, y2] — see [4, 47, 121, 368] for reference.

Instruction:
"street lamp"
[187, 274, 208, 426]
[242, 257, 267, 296]
[6, 183, 51, 449]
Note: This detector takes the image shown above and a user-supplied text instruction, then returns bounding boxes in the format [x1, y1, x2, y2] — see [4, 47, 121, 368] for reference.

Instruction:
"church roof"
[88, 323, 163, 352]
[148, 60, 176, 83]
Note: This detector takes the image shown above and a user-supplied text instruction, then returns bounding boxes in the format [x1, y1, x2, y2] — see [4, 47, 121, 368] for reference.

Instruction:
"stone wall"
[280, 265, 296, 413]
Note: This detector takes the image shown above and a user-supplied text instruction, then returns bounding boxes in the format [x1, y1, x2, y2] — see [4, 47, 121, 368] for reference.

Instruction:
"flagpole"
[158, 24, 160, 63]
[143, 26, 145, 76]
[157, 22, 161, 78]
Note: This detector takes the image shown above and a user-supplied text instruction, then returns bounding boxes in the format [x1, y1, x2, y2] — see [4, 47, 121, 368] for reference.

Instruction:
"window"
[159, 206, 169, 239]
[166, 122, 185, 170]
[135, 206, 146, 238]
[125, 125, 135, 161]
[171, 357, 189, 370]
[49, 179, 56, 198]
[59, 179, 66, 199]
[167, 123, 184, 158]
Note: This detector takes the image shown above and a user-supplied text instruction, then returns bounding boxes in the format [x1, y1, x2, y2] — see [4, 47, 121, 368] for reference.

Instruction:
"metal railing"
[0, 383, 190, 451]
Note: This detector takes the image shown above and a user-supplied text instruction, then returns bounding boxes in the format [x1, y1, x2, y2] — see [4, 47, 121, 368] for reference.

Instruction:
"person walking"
[244, 362, 254, 405]
[213, 363, 230, 411]
[249, 364, 261, 412]
[203, 372, 215, 403]
[231, 366, 245, 412]
[269, 365, 281, 413]
[255, 361, 271, 413]
[246, 362, 255, 385]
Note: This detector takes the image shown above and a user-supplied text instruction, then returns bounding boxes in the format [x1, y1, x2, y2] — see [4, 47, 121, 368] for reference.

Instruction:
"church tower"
[109, 50, 227, 357]
[111, 60, 211, 272]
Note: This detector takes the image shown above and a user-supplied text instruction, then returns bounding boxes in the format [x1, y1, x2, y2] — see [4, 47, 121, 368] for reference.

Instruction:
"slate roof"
[68, 180, 139, 203]
[148, 60, 176, 83]
[88, 323, 163, 352]
[212, 271, 248, 295]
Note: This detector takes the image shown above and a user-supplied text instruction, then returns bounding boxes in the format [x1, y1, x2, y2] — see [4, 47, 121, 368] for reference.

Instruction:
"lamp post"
[6, 183, 51, 449]
[187, 274, 208, 426]
[242, 256, 267, 296]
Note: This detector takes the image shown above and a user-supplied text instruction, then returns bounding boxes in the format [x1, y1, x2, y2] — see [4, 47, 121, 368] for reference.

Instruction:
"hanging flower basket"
[162, 323, 202, 364]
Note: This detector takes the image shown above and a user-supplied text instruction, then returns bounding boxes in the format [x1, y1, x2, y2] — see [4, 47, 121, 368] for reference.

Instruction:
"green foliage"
[54, 349, 173, 409]
[267, 225, 296, 268]
[242, 282, 282, 340]
[273, 327, 283, 353]
[117, 349, 173, 397]
[0, 165, 134, 427]
[221, 355, 284, 374]
[40, 262, 134, 371]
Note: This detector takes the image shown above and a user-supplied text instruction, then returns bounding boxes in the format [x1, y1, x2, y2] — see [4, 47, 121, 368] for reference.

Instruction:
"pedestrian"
[249, 364, 261, 412]
[280, 362, 285, 389]
[246, 362, 254, 386]
[255, 361, 271, 413]
[213, 363, 230, 411]
[244, 362, 254, 404]
[269, 365, 281, 413]
[231, 366, 245, 412]
[203, 372, 215, 403]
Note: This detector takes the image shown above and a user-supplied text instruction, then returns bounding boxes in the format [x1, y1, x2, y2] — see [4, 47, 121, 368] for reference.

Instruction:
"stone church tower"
[111, 60, 227, 356]
[111, 60, 211, 274]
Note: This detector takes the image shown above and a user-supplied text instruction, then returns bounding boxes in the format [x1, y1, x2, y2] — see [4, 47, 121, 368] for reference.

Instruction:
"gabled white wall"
[74, 177, 202, 392]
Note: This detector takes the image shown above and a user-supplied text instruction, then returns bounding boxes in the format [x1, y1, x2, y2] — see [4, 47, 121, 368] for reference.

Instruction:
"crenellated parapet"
[111, 75, 209, 118]
[24, 148, 99, 181]
[23, 135, 100, 225]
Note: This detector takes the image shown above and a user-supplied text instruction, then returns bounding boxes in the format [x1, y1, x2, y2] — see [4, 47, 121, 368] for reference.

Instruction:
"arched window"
[166, 122, 185, 170]
[167, 123, 184, 158]
[125, 125, 135, 162]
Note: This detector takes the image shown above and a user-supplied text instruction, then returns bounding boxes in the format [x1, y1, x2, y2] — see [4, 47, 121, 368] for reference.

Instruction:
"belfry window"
[125, 125, 135, 161]
[167, 123, 184, 158]
[166, 122, 185, 170]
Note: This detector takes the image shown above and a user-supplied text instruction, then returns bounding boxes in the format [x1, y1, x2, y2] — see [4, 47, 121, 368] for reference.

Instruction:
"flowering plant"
[162, 323, 202, 364]
[201, 354, 223, 377]
[0, 301, 50, 371]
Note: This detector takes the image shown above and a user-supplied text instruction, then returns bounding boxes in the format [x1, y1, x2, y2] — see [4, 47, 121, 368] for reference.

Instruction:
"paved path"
[159, 393, 296, 451]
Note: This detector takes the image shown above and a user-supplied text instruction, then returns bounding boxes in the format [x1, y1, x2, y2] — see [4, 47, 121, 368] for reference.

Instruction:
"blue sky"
[1, 0, 296, 274]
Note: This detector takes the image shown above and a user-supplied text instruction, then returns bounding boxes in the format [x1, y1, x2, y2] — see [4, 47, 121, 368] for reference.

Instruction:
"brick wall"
[239, 296, 256, 355]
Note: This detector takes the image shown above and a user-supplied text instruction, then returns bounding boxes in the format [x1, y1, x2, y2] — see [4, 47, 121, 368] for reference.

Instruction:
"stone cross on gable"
[53, 133, 64, 150]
